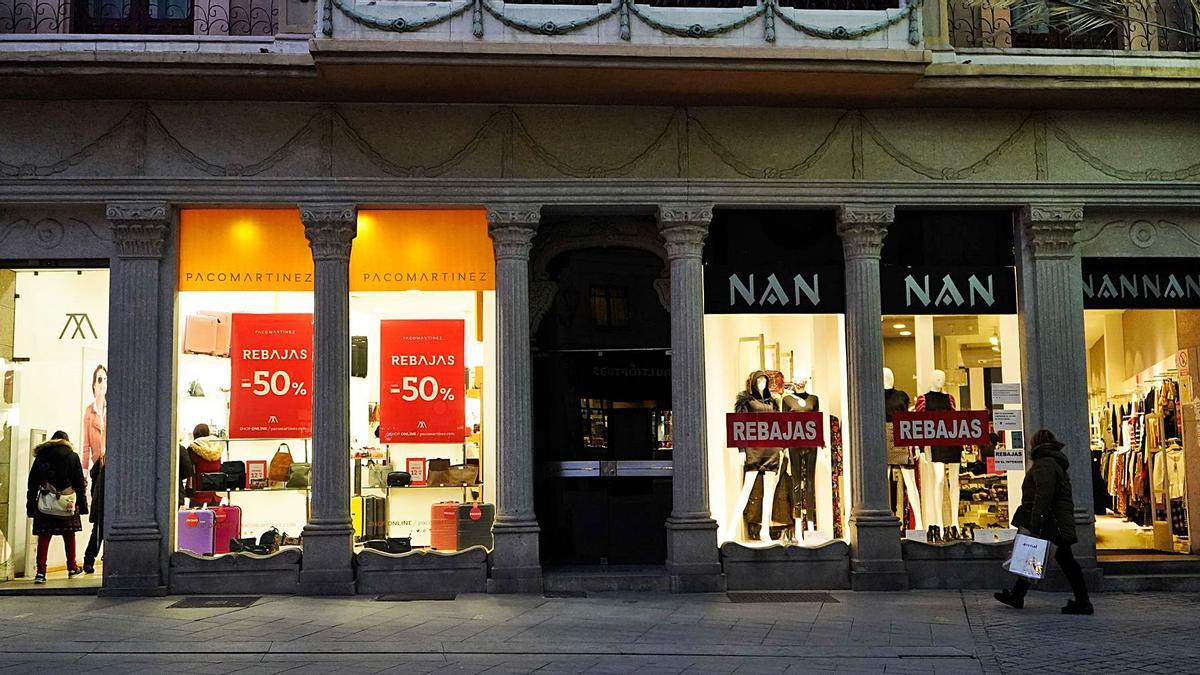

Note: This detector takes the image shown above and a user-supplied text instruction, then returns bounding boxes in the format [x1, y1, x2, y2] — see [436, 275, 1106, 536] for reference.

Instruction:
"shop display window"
[702, 212, 851, 547]
[0, 268, 109, 582]
[174, 209, 316, 556]
[1085, 303, 1198, 554]
[346, 210, 496, 554]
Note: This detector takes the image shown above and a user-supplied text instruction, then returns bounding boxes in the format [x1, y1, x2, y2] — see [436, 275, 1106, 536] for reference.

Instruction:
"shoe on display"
[994, 590, 1024, 609]
[1062, 600, 1094, 615]
[33, 574, 47, 585]
[948, 526, 959, 541]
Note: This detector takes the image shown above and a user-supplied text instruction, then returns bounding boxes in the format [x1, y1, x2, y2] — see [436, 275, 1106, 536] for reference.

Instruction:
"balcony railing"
[948, 0, 1200, 51]
[0, 0, 278, 34]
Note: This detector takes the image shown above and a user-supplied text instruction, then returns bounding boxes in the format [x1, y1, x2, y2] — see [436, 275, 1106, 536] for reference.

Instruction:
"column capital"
[106, 202, 169, 259]
[1021, 204, 1084, 259]
[836, 205, 893, 261]
[657, 205, 712, 261]
[300, 203, 357, 262]
[487, 205, 540, 261]
[656, 204, 714, 228]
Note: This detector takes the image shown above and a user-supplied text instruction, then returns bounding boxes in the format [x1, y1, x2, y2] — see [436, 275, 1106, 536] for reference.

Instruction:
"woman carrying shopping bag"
[25, 431, 89, 584]
[995, 429, 1093, 615]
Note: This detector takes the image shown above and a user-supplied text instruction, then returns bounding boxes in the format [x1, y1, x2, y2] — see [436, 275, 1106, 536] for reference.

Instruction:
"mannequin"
[914, 369, 962, 533]
[732, 371, 791, 543]
[782, 376, 819, 536]
[883, 368, 922, 530]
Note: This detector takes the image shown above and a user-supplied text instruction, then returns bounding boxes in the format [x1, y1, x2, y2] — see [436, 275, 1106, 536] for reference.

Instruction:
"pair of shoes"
[33, 574, 47, 585]
[67, 567, 84, 579]
[994, 589, 1024, 609]
[1062, 599, 1094, 615]
[928, 525, 942, 543]
[948, 526, 960, 541]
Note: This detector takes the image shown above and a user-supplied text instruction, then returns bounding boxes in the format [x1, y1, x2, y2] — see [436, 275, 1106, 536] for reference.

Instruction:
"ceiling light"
[893, 323, 907, 329]
[899, 330, 912, 337]
[989, 335, 999, 346]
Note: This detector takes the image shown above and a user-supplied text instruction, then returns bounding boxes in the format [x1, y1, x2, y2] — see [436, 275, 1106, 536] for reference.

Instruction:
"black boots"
[1062, 599, 1095, 615]
[994, 589, 1024, 609]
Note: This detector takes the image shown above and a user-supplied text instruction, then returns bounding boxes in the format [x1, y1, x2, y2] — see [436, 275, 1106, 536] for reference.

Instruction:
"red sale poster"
[726, 412, 825, 448]
[380, 319, 465, 443]
[890, 410, 990, 447]
[229, 313, 313, 439]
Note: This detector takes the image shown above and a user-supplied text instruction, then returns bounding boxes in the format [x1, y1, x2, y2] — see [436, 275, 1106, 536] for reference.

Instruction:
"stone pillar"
[487, 205, 543, 594]
[837, 205, 908, 591]
[103, 202, 170, 596]
[1016, 205, 1100, 582]
[299, 204, 357, 595]
[657, 205, 724, 593]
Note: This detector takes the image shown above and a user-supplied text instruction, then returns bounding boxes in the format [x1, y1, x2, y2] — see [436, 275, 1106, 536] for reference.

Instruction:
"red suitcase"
[430, 502, 459, 551]
[430, 502, 495, 551]
[212, 504, 242, 554]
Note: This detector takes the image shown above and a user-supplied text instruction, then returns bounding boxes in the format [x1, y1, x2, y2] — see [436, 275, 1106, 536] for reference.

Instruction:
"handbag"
[445, 463, 479, 486]
[268, 443, 294, 484]
[198, 472, 229, 492]
[220, 461, 246, 490]
[258, 527, 282, 553]
[1004, 530, 1054, 580]
[286, 462, 311, 488]
[426, 458, 452, 487]
[387, 471, 411, 487]
[368, 461, 392, 488]
[37, 484, 77, 517]
[364, 537, 412, 554]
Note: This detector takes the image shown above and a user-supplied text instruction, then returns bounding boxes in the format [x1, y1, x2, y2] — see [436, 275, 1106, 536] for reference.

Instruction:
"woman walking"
[995, 429, 1093, 615]
[83, 451, 106, 574]
[26, 431, 88, 584]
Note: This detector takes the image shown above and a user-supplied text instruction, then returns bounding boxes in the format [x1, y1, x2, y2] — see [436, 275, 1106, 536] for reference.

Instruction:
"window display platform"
[719, 540, 850, 591]
[901, 539, 1013, 590]
[355, 546, 487, 595]
[169, 548, 302, 595]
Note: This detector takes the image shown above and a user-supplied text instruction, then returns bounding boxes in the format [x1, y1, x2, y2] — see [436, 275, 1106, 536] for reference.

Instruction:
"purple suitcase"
[178, 507, 216, 555]
[212, 505, 242, 555]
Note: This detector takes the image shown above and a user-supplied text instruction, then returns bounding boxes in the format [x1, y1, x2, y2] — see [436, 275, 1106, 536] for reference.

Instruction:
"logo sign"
[881, 266, 1017, 314]
[726, 412, 825, 448]
[704, 267, 845, 314]
[59, 313, 98, 340]
[891, 410, 990, 447]
[229, 313, 313, 439]
[380, 319, 465, 443]
[1082, 258, 1200, 309]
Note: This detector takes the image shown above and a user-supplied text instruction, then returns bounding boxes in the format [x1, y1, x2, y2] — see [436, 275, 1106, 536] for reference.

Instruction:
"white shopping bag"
[1004, 532, 1052, 580]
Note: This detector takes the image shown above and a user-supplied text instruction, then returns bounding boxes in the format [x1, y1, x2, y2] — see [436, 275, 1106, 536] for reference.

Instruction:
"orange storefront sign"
[179, 209, 494, 292]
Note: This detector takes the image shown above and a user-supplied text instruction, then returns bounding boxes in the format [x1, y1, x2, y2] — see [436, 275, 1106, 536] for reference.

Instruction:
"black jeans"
[84, 520, 103, 568]
[1013, 543, 1089, 602]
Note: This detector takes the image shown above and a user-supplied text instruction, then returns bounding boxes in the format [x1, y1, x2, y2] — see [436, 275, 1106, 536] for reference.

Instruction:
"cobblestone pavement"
[0, 590, 1191, 673]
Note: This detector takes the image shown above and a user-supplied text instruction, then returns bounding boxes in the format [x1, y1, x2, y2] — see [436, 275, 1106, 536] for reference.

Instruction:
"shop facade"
[2, 103, 1200, 595]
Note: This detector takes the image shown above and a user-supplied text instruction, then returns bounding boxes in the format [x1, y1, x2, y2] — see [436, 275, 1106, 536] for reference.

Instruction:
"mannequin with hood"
[185, 423, 224, 507]
[914, 369, 961, 534]
[781, 376, 819, 536]
[884, 368, 922, 530]
[732, 370, 792, 543]
[26, 431, 88, 583]
[996, 429, 1092, 614]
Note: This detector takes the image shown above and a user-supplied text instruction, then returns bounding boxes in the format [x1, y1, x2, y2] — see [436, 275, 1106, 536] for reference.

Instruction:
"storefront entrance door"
[529, 243, 673, 566]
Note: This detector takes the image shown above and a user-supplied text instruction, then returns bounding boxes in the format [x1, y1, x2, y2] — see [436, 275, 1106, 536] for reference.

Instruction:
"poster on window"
[380, 319, 465, 443]
[890, 410, 990, 446]
[229, 313, 313, 439]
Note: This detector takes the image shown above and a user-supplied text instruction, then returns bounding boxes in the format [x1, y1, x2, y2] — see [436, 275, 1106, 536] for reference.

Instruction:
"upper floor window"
[590, 286, 630, 329]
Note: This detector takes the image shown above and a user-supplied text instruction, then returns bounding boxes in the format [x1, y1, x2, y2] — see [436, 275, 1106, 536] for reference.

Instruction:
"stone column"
[1016, 205, 1100, 582]
[837, 205, 908, 591]
[103, 202, 170, 596]
[487, 205, 543, 593]
[299, 204, 357, 595]
[658, 205, 724, 593]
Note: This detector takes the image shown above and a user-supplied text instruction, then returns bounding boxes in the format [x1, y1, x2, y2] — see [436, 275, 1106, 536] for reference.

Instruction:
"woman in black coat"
[995, 429, 1092, 615]
[25, 431, 89, 584]
[83, 452, 106, 574]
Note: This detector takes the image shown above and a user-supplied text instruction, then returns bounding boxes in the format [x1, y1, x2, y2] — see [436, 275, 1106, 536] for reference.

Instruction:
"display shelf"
[223, 487, 310, 493]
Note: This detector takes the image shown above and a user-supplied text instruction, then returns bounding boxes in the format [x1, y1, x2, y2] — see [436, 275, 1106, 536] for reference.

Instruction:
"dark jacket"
[26, 438, 88, 535]
[734, 370, 782, 471]
[89, 459, 105, 525]
[1016, 440, 1078, 546]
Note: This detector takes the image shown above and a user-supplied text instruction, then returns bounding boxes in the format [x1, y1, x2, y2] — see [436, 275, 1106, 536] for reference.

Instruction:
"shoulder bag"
[37, 483, 77, 517]
[268, 443, 294, 484]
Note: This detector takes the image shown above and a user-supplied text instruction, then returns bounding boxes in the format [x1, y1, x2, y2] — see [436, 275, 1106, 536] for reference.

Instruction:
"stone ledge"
[902, 540, 1013, 589]
[168, 548, 302, 594]
[356, 546, 488, 595]
[720, 540, 851, 590]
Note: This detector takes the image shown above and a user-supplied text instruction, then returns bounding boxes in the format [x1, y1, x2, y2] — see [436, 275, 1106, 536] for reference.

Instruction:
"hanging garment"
[830, 416, 844, 540]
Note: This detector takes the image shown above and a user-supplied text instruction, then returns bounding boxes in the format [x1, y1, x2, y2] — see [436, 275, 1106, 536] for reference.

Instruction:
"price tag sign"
[993, 409, 1023, 432]
[229, 313, 313, 439]
[380, 319, 465, 443]
[991, 383, 1022, 405]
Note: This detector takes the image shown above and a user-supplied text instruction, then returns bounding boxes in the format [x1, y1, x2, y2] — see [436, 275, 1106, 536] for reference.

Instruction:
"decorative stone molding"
[657, 204, 713, 227]
[300, 203, 358, 261]
[1021, 204, 1083, 259]
[106, 202, 169, 259]
[529, 280, 558, 335]
[488, 205, 540, 261]
[531, 217, 664, 277]
[836, 205, 893, 260]
[653, 277, 671, 310]
[657, 205, 712, 261]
